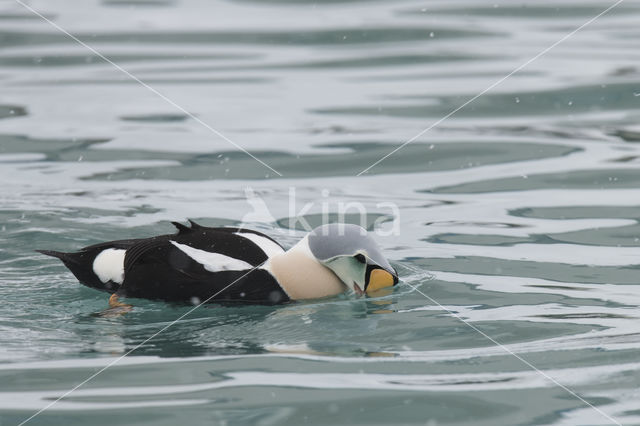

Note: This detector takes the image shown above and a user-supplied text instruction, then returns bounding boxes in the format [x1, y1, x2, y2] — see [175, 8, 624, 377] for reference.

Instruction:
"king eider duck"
[38, 222, 399, 308]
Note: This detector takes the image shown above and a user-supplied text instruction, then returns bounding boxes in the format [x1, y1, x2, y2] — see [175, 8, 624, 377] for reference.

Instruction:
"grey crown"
[307, 223, 394, 273]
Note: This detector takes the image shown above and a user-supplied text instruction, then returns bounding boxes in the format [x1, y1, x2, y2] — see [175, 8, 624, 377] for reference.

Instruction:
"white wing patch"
[93, 248, 126, 284]
[170, 241, 253, 272]
[234, 232, 284, 258]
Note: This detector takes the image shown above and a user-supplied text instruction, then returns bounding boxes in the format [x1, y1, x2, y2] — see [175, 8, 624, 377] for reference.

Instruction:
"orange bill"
[366, 269, 395, 293]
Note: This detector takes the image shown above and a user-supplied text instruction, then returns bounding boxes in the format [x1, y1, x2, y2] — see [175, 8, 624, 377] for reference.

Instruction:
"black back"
[119, 224, 288, 303]
[39, 221, 289, 304]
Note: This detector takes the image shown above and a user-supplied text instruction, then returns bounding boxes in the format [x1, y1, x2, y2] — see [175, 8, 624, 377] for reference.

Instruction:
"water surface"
[2, 0, 640, 425]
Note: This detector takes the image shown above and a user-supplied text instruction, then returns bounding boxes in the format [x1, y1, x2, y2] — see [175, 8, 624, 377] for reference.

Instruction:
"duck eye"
[354, 253, 366, 264]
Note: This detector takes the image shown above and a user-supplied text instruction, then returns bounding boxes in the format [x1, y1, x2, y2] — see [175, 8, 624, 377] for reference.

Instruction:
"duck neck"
[266, 236, 346, 300]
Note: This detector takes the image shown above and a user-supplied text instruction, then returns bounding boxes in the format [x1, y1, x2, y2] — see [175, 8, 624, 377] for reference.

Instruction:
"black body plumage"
[38, 221, 290, 305]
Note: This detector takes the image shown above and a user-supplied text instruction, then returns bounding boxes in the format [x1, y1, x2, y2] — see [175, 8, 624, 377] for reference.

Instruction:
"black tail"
[36, 249, 75, 262]
[36, 249, 112, 293]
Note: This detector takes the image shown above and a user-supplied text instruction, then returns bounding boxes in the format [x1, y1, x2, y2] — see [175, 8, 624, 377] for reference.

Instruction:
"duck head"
[267, 223, 399, 300]
[306, 223, 399, 295]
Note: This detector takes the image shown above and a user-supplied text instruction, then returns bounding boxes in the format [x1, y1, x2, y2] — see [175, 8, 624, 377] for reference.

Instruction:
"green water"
[2, 0, 640, 425]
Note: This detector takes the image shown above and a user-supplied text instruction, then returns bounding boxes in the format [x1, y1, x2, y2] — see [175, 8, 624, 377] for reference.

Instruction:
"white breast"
[234, 231, 284, 258]
[92, 248, 126, 284]
[170, 240, 253, 272]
